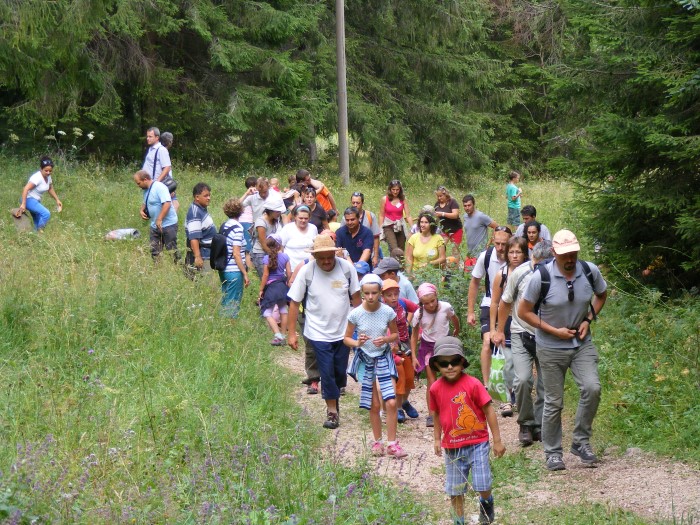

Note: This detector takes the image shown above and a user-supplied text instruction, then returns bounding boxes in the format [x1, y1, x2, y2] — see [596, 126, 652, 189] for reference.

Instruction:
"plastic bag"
[488, 347, 508, 402]
[105, 228, 141, 240]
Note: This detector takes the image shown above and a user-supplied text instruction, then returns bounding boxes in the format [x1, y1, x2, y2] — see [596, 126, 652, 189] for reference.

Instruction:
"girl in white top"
[16, 156, 63, 231]
[279, 205, 318, 271]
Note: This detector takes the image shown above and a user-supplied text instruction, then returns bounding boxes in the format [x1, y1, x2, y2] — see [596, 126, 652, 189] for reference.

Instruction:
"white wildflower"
[57, 130, 67, 136]
[44, 135, 56, 141]
[73, 127, 83, 137]
[87, 132, 95, 140]
[9, 133, 19, 143]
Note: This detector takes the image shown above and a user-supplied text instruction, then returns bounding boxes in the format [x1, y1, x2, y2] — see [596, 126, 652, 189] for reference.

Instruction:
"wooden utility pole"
[336, 0, 350, 185]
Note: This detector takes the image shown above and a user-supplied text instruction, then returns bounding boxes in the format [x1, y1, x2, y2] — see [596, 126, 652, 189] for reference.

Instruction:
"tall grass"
[0, 159, 431, 523]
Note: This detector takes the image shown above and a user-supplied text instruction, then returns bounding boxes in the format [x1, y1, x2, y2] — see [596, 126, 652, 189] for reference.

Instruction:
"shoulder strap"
[579, 260, 597, 320]
[513, 267, 533, 297]
[152, 146, 160, 180]
[534, 261, 552, 314]
[484, 246, 494, 297]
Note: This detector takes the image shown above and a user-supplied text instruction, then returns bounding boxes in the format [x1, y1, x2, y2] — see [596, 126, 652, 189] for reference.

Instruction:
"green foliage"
[595, 290, 700, 462]
[542, 1, 700, 289]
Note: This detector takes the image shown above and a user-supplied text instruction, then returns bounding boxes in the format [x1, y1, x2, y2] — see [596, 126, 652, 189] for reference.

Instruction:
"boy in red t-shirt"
[429, 337, 505, 525]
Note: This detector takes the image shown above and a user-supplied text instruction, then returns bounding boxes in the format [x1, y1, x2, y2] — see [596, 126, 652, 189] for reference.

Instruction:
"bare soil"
[279, 349, 700, 524]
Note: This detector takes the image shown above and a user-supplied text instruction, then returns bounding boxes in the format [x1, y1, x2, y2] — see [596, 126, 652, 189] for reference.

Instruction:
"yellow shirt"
[407, 233, 444, 268]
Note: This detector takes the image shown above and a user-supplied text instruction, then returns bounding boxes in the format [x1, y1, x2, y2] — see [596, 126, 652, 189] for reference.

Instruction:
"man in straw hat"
[287, 235, 361, 429]
[518, 229, 607, 471]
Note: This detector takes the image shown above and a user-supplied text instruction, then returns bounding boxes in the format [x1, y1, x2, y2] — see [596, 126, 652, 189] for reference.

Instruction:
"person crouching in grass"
[429, 336, 505, 525]
[345, 274, 408, 458]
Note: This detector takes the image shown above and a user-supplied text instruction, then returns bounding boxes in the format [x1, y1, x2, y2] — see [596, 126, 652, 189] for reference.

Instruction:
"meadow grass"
[1, 157, 697, 524]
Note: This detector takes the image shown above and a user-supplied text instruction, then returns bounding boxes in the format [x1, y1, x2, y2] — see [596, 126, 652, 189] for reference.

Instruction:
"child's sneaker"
[270, 336, 285, 346]
[402, 400, 419, 419]
[397, 409, 406, 424]
[386, 441, 408, 459]
[479, 496, 495, 524]
[370, 441, 385, 456]
[425, 415, 434, 427]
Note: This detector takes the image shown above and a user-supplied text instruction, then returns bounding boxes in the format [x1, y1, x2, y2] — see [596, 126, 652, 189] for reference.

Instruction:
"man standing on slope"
[518, 230, 607, 471]
[287, 235, 361, 429]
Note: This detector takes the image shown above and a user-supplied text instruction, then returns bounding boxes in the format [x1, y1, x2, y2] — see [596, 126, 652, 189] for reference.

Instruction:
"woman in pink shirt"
[378, 179, 413, 253]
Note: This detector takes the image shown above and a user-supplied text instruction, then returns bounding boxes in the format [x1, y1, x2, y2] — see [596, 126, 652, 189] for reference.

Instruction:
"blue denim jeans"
[309, 339, 349, 401]
[25, 198, 51, 230]
[219, 271, 244, 318]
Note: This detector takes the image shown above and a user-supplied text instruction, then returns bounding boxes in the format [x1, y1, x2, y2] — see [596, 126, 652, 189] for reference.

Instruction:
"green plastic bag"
[488, 348, 508, 402]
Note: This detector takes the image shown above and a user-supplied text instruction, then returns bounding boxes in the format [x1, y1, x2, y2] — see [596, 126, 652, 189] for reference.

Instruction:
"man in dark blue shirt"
[335, 207, 374, 269]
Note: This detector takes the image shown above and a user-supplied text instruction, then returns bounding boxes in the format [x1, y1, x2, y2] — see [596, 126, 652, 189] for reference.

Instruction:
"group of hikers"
[15, 128, 607, 525]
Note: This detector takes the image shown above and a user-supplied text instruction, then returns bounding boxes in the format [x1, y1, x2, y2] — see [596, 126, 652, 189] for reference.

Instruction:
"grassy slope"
[0, 158, 696, 524]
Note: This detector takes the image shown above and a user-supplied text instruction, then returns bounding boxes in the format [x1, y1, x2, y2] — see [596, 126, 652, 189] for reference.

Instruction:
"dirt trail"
[279, 349, 699, 524]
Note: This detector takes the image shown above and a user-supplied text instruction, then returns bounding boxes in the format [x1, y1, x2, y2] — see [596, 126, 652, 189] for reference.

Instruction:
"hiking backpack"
[209, 223, 237, 271]
[533, 259, 597, 319]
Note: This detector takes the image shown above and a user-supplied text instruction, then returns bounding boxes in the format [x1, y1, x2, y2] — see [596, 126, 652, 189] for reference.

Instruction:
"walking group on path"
[15, 128, 608, 525]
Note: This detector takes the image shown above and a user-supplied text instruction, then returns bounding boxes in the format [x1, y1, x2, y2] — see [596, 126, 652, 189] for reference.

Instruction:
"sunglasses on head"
[566, 280, 574, 302]
[390, 179, 401, 185]
[352, 191, 364, 198]
[435, 356, 463, 368]
[495, 226, 512, 234]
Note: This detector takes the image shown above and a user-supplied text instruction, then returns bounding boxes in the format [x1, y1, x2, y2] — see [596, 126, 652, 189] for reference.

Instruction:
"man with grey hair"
[492, 240, 552, 446]
[518, 230, 607, 471]
[142, 127, 172, 184]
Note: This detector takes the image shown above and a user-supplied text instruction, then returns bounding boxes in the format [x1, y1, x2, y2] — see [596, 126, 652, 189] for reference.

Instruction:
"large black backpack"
[209, 223, 236, 271]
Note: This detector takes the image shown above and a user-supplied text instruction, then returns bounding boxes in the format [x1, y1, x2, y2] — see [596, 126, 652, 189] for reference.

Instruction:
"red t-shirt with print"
[429, 373, 492, 449]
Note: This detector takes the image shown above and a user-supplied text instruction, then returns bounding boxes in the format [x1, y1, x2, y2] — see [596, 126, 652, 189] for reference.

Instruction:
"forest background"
[0, 0, 698, 287]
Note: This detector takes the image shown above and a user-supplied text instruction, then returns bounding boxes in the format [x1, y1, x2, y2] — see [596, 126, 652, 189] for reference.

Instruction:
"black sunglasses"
[390, 179, 401, 185]
[566, 280, 574, 302]
[435, 356, 463, 368]
[495, 226, 512, 234]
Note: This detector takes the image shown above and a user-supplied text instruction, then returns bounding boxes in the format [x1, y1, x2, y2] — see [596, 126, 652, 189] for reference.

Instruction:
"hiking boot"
[339, 387, 346, 396]
[402, 400, 419, 419]
[323, 411, 339, 429]
[518, 425, 533, 447]
[387, 441, 408, 459]
[499, 403, 514, 417]
[545, 454, 566, 471]
[397, 409, 406, 424]
[426, 415, 434, 427]
[371, 441, 385, 456]
[478, 496, 495, 524]
[571, 442, 598, 465]
[307, 381, 319, 395]
[532, 427, 542, 442]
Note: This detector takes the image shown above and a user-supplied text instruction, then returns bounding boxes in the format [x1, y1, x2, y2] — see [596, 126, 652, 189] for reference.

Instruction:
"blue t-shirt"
[144, 181, 178, 228]
[335, 225, 374, 268]
[185, 203, 216, 258]
[347, 303, 397, 358]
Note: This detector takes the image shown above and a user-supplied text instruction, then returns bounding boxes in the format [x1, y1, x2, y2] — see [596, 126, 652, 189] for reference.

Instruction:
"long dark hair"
[266, 237, 282, 271]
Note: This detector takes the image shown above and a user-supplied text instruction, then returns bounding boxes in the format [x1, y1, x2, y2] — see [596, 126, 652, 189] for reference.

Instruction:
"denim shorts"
[443, 441, 492, 495]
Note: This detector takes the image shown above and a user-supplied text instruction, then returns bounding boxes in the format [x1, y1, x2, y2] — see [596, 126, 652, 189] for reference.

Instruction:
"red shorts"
[441, 229, 463, 245]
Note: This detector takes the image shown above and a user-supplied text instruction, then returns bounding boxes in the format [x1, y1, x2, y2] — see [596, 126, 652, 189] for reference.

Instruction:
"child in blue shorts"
[429, 336, 505, 525]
